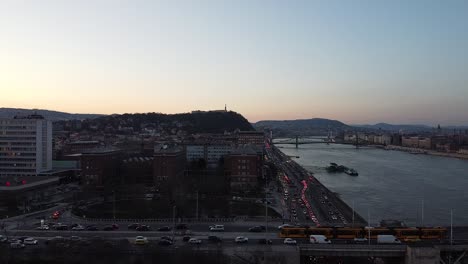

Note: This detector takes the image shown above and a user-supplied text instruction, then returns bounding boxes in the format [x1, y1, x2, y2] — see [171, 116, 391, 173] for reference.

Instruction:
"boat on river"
[344, 168, 359, 176]
[327, 163, 358, 176]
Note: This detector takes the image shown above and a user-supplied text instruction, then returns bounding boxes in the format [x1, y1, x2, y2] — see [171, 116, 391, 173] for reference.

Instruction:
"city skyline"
[1, 1, 468, 125]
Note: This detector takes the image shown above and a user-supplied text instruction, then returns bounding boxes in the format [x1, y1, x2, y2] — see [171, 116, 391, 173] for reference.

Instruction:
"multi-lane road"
[266, 146, 367, 227]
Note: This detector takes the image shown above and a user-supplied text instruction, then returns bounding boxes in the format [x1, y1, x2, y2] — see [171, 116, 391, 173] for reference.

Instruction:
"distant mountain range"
[0, 108, 103, 121]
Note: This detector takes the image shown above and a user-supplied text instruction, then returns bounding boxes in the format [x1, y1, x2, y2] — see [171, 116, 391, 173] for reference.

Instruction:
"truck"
[377, 235, 401, 244]
[309, 235, 331, 244]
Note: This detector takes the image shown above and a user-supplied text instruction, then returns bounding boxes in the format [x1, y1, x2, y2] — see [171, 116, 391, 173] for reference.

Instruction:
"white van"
[309, 235, 331, 244]
[377, 235, 401, 244]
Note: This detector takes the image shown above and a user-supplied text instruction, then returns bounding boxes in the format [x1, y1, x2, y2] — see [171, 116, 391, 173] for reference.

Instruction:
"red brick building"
[80, 148, 121, 188]
[225, 146, 262, 192]
[153, 144, 186, 194]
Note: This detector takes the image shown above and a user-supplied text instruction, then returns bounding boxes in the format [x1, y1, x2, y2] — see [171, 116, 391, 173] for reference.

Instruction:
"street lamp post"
[172, 205, 176, 242]
[112, 190, 116, 220]
[196, 190, 199, 221]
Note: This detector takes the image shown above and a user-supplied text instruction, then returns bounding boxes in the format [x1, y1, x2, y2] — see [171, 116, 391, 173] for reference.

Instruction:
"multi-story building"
[0, 115, 52, 177]
[237, 131, 264, 147]
[402, 136, 420, 148]
[153, 144, 186, 194]
[185, 141, 233, 167]
[402, 136, 431, 149]
[207, 144, 232, 166]
[186, 145, 205, 161]
[80, 147, 121, 188]
[121, 156, 154, 184]
[63, 140, 101, 155]
[225, 146, 262, 192]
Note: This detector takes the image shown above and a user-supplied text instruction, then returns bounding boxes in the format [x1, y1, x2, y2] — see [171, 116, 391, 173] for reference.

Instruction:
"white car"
[135, 236, 148, 245]
[235, 236, 249, 243]
[36, 225, 49, 230]
[72, 225, 85, 231]
[283, 238, 297, 245]
[188, 238, 202, 244]
[209, 225, 225, 232]
[23, 238, 38, 245]
[277, 224, 295, 230]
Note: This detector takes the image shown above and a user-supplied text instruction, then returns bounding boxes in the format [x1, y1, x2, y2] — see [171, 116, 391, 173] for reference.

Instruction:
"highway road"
[266, 146, 367, 226]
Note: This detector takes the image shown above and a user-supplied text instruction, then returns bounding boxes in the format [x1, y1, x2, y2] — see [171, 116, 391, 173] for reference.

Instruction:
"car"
[23, 238, 38, 245]
[208, 236, 222, 243]
[17, 236, 29, 242]
[135, 236, 148, 245]
[278, 224, 295, 230]
[249, 226, 264, 232]
[160, 236, 173, 242]
[284, 238, 297, 245]
[111, 224, 119, 230]
[46, 236, 65, 244]
[235, 236, 249, 243]
[157, 226, 171, 231]
[158, 239, 173, 246]
[72, 225, 85, 231]
[136, 225, 151, 231]
[128, 223, 140, 230]
[103, 226, 114, 231]
[188, 238, 202, 244]
[86, 226, 98, 231]
[209, 225, 225, 231]
[55, 224, 69, 230]
[0, 235, 7, 243]
[353, 237, 368, 244]
[36, 225, 50, 230]
[258, 238, 273, 245]
[176, 224, 188, 230]
[182, 236, 191, 242]
[69, 236, 81, 242]
[331, 215, 338, 220]
[10, 242, 25, 249]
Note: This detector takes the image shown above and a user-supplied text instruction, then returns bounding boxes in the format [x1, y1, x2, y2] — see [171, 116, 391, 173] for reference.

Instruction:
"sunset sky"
[1, 0, 467, 125]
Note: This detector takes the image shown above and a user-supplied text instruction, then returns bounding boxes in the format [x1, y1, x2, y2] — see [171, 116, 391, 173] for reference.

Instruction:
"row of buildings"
[0, 115, 266, 213]
[343, 131, 468, 154]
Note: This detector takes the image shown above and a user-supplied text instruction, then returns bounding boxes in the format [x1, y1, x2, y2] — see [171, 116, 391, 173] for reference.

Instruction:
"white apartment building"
[186, 143, 233, 167]
[0, 115, 52, 177]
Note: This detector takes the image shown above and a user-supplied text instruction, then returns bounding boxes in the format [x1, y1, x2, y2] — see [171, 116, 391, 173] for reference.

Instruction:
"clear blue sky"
[1, 0, 467, 125]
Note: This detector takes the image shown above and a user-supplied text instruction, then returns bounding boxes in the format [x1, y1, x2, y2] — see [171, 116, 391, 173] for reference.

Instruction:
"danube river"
[278, 143, 468, 226]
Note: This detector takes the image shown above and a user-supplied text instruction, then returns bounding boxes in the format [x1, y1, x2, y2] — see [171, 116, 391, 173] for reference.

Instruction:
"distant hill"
[0, 108, 103, 121]
[253, 118, 350, 136]
[73, 111, 254, 134]
[353, 123, 468, 133]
